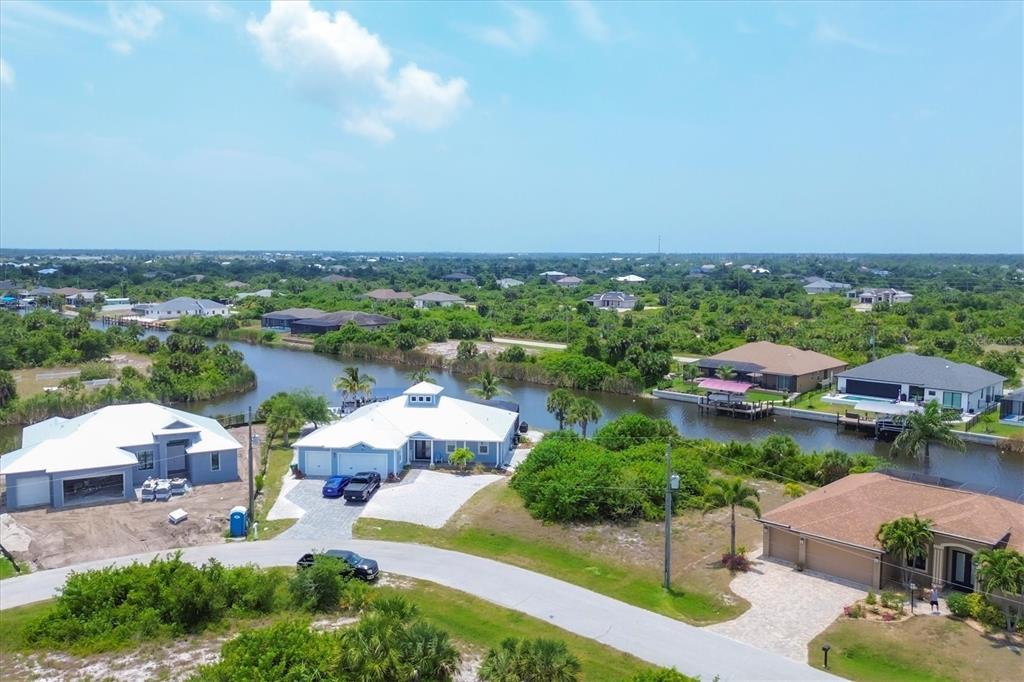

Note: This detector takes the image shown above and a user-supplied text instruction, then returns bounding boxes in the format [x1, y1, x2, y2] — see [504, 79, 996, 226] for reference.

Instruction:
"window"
[906, 554, 926, 571]
[479, 443, 489, 454]
[424, 396, 432, 403]
[211, 452, 221, 471]
[942, 392, 962, 409]
[446, 442, 456, 453]
[137, 450, 154, 471]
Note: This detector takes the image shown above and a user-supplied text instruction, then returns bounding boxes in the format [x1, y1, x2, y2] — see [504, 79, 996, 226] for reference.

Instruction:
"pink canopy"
[697, 378, 754, 394]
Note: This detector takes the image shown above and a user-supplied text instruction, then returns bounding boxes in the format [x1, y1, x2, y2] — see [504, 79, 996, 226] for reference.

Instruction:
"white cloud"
[204, 1, 237, 24]
[814, 20, 891, 54]
[465, 2, 544, 53]
[248, 1, 468, 142]
[0, 57, 14, 88]
[108, 2, 163, 41]
[566, 1, 608, 42]
[2, 0, 107, 35]
[110, 40, 133, 55]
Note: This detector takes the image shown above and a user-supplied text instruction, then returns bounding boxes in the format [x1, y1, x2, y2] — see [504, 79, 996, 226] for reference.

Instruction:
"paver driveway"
[275, 478, 366, 540]
[708, 555, 866, 662]
[362, 469, 501, 528]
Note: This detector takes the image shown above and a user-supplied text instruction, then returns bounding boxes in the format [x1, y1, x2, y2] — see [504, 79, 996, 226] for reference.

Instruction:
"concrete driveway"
[270, 477, 367, 540]
[708, 556, 866, 662]
[362, 469, 502, 528]
[0, 539, 835, 681]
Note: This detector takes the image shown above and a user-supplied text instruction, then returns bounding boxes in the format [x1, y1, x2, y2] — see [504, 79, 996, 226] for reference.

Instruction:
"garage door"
[768, 527, 800, 564]
[15, 474, 51, 508]
[336, 452, 388, 477]
[303, 450, 333, 477]
[805, 538, 875, 587]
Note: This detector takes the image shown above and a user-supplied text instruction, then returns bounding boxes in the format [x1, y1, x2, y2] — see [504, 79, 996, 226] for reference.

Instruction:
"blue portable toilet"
[229, 505, 248, 537]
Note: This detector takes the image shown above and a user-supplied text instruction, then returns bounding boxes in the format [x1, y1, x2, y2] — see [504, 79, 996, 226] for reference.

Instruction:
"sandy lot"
[11, 354, 153, 397]
[421, 340, 540, 361]
[1, 426, 257, 571]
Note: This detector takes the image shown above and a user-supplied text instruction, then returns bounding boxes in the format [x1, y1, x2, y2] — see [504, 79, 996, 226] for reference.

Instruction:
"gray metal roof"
[413, 291, 465, 302]
[838, 353, 1005, 393]
[293, 311, 396, 328]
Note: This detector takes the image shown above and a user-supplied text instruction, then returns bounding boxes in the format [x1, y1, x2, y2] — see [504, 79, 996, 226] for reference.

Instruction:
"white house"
[613, 274, 646, 283]
[585, 291, 638, 310]
[132, 297, 229, 320]
[850, 288, 913, 305]
[496, 278, 524, 289]
[413, 292, 466, 309]
[292, 382, 518, 478]
[803, 277, 851, 295]
[836, 353, 1004, 415]
[0, 404, 241, 510]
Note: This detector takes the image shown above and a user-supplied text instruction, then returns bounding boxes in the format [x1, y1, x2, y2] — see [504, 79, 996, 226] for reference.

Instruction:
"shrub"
[78, 361, 115, 381]
[288, 556, 351, 612]
[194, 620, 340, 682]
[865, 592, 877, 606]
[880, 591, 904, 611]
[630, 669, 697, 682]
[721, 552, 751, 572]
[496, 345, 528, 363]
[783, 482, 804, 498]
[945, 592, 971, 618]
[449, 447, 475, 472]
[339, 579, 373, 612]
[845, 603, 865, 619]
[254, 473, 265, 494]
[974, 598, 1007, 631]
[479, 637, 581, 682]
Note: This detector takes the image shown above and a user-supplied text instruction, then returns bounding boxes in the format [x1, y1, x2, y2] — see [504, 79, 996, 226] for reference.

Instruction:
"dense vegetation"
[511, 414, 881, 523]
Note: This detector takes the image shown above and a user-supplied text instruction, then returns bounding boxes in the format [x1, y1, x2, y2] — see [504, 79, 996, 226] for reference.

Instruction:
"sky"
[0, 1, 1021, 253]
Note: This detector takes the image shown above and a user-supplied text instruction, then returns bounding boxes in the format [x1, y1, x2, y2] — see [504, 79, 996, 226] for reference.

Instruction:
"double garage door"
[303, 451, 388, 477]
[768, 527, 875, 587]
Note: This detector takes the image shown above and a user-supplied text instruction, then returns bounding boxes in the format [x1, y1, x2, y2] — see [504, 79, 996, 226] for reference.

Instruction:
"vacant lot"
[11, 353, 153, 397]
[355, 477, 788, 624]
[808, 615, 1023, 682]
[3, 425, 257, 570]
[422, 339, 540, 360]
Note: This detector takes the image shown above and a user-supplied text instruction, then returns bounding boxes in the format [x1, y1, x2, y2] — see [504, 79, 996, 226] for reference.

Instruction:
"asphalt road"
[0, 539, 836, 681]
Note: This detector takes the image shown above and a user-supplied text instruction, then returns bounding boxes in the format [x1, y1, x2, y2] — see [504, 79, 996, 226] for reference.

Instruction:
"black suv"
[296, 550, 379, 581]
[342, 471, 382, 502]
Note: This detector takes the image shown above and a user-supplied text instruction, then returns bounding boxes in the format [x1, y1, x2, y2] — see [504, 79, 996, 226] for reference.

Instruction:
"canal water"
[10, 324, 1022, 499]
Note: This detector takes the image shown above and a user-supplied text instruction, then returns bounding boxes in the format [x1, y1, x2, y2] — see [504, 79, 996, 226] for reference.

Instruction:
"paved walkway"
[0, 540, 835, 681]
[708, 556, 866, 662]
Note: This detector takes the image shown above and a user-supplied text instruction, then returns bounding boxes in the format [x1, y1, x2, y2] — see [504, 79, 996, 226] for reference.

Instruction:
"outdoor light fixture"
[670, 473, 680, 491]
[909, 581, 916, 613]
[821, 644, 831, 669]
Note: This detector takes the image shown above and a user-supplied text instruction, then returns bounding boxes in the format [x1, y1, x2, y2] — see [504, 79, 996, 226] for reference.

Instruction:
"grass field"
[808, 615, 1023, 682]
[253, 445, 297, 539]
[0, 557, 20, 580]
[355, 479, 784, 625]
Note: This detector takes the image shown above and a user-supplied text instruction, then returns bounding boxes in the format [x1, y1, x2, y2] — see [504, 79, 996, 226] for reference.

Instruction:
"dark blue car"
[321, 475, 352, 498]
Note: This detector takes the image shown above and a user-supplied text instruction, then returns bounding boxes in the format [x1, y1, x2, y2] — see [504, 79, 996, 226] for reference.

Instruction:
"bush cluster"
[699, 434, 881, 486]
[945, 592, 1007, 630]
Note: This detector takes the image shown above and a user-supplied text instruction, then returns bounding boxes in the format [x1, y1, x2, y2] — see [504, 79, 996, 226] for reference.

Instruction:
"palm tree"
[468, 369, 507, 401]
[876, 514, 933, 586]
[407, 367, 434, 384]
[893, 401, 966, 462]
[716, 364, 735, 380]
[479, 638, 581, 682]
[680, 362, 700, 382]
[568, 397, 602, 438]
[266, 401, 303, 446]
[334, 366, 376, 405]
[545, 388, 576, 430]
[703, 477, 762, 556]
[974, 548, 1024, 631]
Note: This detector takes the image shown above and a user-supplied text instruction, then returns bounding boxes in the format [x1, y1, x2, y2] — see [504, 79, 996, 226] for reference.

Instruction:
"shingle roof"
[704, 341, 847, 377]
[761, 472, 1024, 552]
[414, 292, 466, 303]
[838, 353, 1005, 393]
[365, 288, 413, 300]
[262, 307, 326, 320]
[292, 311, 396, 328]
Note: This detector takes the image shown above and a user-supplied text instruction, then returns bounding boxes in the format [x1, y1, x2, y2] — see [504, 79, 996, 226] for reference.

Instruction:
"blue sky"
[0, 1, 1020, 253]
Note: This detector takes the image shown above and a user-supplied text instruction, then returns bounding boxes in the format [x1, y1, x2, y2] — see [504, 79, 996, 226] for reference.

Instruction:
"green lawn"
[668, 380, 788, 404]
[354, 516, 738, 625]
[382, 580, 664, 681]
[808, 615, 1022, 682]
[0, 557, 18, 580]
[253, 445, 297, 539]
[956, 420, 1021, 438]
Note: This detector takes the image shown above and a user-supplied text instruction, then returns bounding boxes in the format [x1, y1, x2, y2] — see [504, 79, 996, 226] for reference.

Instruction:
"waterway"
[10, 324, 1024, 499]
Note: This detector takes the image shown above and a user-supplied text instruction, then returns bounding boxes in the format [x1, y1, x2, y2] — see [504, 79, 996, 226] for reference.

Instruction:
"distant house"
[37, 268, 59, 275]
[321, 274, 357, 284]
[172, 274, 206, 283]
[0, 404, 241, 510]
[224, 280, 248, 289]
[851, 288, 913, 305]
[235, 289, 274, 300]
[836, 353, 1004, 414]
[741, 265, 771, 274]
[288, 311, 396, 335]
[760, 472, 1024, 589]
[803, 278, 851, 295]
[496, 278, 524, 289]
[697, 341, 848, 394]
[132, 297, 228, 320]
[539, 271, 567, 282]
[261, 308, 327, 330]
[613, 274, 646, 283]
[585, 291, 637, 310]
[53, 287, 99, 305]
[365, 288, 413, 302]
[554, 276, 582, 288]
[413, 292, 466, 309]
[1000, 388, 1024, 425]
[700, 264, 717, 273]
[441, 272, 475, 283]
[292, 382, 518, 477]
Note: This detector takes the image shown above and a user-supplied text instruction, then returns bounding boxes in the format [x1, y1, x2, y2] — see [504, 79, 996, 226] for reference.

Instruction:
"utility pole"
[663, 442, 673, 590]
[247, 406, 254, 532]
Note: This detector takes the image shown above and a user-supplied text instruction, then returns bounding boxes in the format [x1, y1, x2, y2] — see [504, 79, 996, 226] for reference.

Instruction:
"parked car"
[321, 475, 352, 498]
[342, 471, 382, 502]
[296, 550, 379, 581]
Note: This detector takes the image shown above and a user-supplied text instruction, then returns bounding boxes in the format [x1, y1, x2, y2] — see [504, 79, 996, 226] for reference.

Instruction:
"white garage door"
[303, 450, 333, 477]
[336, 452, 388, 477]
[16, 474, 51, 507]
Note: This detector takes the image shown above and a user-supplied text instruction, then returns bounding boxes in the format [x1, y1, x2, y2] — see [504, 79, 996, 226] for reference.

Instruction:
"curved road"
[0, 539, 834, 681]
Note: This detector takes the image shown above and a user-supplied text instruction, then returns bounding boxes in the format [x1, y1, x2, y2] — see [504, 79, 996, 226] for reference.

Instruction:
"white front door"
[303, 450, 333, 477]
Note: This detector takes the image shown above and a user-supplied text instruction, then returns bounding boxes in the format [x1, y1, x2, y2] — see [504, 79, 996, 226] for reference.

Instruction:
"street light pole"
[247, 406, 254, 533]
[663, 443, 672, 590]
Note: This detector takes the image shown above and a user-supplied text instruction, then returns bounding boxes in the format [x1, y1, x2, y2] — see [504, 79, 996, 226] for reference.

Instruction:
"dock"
[99, 315, 168, 330]
[834, 412, 907, 440]
[698, 396, 774, 420]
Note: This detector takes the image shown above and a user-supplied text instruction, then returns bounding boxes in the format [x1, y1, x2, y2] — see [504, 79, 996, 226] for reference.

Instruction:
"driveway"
[271, 477, 366, 540]
[362, 469, 502, 529]
[708, 555, 866, 662]
[0, 539, 835, 681]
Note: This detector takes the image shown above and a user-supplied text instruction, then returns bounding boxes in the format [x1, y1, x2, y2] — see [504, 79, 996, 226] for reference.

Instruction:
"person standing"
[929, 585, 940, 614]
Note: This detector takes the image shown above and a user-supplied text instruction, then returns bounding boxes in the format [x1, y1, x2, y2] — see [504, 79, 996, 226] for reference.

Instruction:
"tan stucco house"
[697, 341, 847, 394]
[759, 472, 1024, 590]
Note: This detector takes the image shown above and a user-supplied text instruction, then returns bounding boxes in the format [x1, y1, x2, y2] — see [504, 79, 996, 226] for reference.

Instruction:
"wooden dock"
[99, 315, 168, 330]
[698, 396, 774, 420]
[834, 412, 907, 439]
